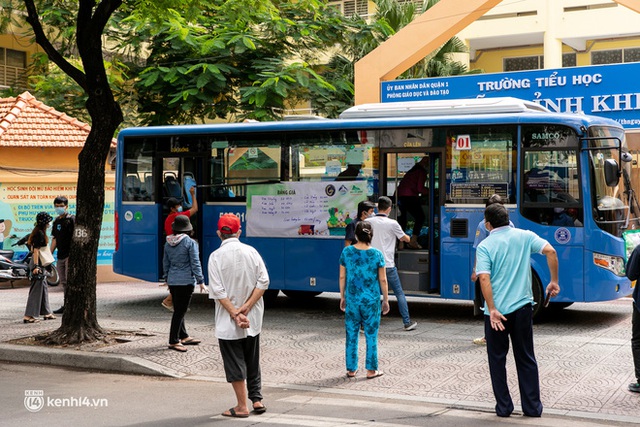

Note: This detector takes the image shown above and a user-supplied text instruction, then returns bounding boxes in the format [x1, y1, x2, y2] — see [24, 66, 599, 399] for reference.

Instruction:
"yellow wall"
[0, 33, 41, 57]
[470, 36, 640, 73]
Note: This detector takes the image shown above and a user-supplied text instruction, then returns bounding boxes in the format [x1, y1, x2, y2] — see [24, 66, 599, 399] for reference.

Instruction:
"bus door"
[381, 151, 442, 294]
[157, 154, 206, 279]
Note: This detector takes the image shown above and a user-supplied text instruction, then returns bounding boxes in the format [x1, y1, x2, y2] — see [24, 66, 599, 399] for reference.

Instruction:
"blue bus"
[113, 97, 635, 316]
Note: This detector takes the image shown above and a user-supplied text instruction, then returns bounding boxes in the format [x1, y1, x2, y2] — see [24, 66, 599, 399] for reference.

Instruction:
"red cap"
[218, 213, 240, 234]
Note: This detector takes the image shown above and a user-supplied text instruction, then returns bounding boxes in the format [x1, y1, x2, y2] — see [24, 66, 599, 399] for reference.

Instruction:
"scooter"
[0, 235, 60, 288]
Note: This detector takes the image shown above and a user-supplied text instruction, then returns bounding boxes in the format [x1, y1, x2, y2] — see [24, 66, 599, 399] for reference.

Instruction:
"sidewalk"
[0, 281, 638, 424]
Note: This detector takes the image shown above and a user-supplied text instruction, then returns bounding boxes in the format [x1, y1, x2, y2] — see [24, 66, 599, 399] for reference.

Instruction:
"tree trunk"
[22, 0, 124, 344]
[45, 94, 122, 345]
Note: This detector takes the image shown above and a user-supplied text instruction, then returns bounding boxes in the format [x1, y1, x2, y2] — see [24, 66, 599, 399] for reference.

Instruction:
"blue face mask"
[176, 206, 183, 212]
[54, 207, 66, 216]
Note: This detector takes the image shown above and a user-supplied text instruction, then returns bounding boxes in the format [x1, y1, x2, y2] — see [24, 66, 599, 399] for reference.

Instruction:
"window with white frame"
[328, 0, 368, 17]
[0, 48, 27, 89]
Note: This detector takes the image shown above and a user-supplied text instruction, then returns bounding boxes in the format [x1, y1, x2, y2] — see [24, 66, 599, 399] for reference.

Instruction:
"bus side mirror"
[604, 159, 620, 187]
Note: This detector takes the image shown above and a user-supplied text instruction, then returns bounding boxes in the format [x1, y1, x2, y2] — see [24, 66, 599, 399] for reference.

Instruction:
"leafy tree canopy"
[312, 0, 480, 116]
[2, 0, 481, 125]
[124, 0, 358, 124]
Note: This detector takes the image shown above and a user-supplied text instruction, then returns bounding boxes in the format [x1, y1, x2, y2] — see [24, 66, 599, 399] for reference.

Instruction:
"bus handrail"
[196, 179, 281, 189]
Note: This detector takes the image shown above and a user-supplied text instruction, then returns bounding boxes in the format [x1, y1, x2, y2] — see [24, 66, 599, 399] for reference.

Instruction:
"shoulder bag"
[38, 245, 55, 267]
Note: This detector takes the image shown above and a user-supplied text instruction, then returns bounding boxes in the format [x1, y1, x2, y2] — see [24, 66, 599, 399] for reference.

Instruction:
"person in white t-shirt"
[208, 214, 270, 418]
[366, 196, 417, 331]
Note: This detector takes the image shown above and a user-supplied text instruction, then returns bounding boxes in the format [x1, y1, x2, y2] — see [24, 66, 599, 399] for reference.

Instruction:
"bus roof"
[117, 99, 622, 140]
[339, 97, 550, 119]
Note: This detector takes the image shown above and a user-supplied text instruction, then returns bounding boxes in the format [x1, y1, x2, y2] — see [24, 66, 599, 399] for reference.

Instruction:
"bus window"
[122, 139, 154, 202]
[520, 125, 581, 226]
[288, 130, 374, 185]
[521, 151, 581, 225]
[208, 135, 282, 201]
[588, 126, 629, 236]
[445, 126, 516, 204]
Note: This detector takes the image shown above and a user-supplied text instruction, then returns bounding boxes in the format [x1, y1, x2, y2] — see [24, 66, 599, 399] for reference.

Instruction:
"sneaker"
[629, 382, 640, 393]
[161, 301, 174, 312]
[403, 321, 417, 331]
[472, 337, 487, 345]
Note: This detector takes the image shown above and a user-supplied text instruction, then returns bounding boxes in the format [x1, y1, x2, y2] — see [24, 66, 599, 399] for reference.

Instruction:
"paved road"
[0, 281, 639, 424]
[0, 362, 632, 427]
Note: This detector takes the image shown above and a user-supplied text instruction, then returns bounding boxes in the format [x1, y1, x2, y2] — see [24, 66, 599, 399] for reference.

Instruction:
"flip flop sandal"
[222, 408, 249, 418]
[23, 318, 40, 324]
[252, 403, 267, 414]
[43, 315, 57, 320]
[366, 371, 383, 379]
[346, 370, 358, 378]
[181, 338, 201, 345]
[168, 344, 187, 352]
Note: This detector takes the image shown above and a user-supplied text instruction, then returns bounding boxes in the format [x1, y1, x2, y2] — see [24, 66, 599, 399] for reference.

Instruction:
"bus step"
[397, 270, 429, 292]
[397, 250, 429, 271]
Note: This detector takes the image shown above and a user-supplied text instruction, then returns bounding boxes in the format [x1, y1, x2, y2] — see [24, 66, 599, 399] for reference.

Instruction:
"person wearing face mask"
[23, 212, 56, 323]
[50, 196, 75, 315]
[344, 200, 376, 246]
[164, 187, 198, 236]
[162, 187, 198, 311]
[551, 207, 574, 227]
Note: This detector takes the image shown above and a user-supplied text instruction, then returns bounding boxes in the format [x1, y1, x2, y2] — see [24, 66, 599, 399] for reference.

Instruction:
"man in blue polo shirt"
[476, 203, 560, 418]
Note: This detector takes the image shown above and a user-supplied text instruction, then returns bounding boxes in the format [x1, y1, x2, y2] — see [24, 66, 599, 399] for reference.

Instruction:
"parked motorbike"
[0, 235, 60, 287]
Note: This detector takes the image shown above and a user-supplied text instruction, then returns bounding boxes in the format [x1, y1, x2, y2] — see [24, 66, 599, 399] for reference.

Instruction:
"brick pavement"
[0, 280, 638, 423]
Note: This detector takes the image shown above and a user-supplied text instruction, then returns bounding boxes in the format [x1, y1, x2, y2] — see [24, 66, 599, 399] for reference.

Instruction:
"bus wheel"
[531, 271, 545, 321]
[282, 290, 322, 300]
[263, 289, 280, 307]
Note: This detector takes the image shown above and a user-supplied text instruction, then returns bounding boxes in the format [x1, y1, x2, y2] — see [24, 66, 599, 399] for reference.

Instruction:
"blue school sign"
[381, 62, 640, 128]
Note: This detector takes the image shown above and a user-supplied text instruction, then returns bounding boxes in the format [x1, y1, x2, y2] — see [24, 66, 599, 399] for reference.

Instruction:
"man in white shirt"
[366, 196, 417, 331]
[208, 214, 270, 418]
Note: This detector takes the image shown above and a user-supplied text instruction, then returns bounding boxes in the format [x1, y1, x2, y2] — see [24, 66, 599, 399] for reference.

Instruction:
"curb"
[0, 344, 184, 378]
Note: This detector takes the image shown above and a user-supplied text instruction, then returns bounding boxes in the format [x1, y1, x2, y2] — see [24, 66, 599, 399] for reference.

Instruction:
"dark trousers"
[219, 335, 263, 403]
[398, 196, 425, 236]
[168, 285, 194, 344]
[632, 303, 640, 382]
[24, 277, 51, 317]
[474, 279, 485, 316]
[485, 304, 542, 417]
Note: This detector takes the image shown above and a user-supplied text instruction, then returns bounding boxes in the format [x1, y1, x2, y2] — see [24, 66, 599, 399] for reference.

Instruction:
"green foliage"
[2, 0, 483, 126]
[125, 0, 355, 124]
[312, 0, 480, 116]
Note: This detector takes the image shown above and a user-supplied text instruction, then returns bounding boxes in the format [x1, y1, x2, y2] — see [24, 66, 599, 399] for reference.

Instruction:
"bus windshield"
[588, 126, 629, 237]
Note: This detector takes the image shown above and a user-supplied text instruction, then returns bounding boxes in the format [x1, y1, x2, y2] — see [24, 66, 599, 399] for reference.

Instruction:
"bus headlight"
[593, 252, 626, 277]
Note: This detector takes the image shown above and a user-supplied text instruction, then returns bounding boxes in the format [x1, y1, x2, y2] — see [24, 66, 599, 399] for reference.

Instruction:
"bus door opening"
[382, 152, 441, 294]
[161, 156, 204, 269]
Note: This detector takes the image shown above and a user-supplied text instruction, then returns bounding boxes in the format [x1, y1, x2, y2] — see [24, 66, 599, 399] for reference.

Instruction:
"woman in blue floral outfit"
[339, 221, 390, 379]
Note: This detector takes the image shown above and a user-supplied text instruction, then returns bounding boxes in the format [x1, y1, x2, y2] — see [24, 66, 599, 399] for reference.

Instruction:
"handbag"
[38, 245, 55, 267]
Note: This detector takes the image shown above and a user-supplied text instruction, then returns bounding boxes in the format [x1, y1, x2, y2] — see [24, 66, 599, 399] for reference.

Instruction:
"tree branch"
[23, 0, 87, 91]
[77, 0, 122, 98]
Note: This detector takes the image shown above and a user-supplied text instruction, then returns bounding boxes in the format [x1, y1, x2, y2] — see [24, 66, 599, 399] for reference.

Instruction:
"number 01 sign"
[455, 134, 471, 150]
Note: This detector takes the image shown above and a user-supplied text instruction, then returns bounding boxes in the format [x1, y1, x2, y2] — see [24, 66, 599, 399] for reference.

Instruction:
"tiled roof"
[0, 91, 116, 148]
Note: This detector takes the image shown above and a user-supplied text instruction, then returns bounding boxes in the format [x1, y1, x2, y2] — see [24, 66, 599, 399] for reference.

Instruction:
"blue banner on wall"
[381, 62, 640, 128]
